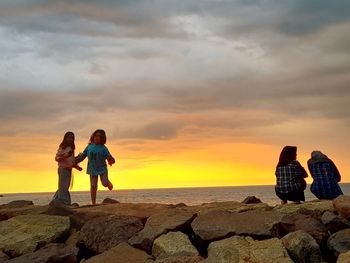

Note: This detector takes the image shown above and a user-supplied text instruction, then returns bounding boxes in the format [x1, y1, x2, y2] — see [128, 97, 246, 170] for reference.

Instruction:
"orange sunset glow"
[0, 1, 350, 194]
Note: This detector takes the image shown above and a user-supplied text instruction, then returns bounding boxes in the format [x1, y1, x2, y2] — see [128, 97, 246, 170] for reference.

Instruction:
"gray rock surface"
[129, 209, 196, 252]
[5, 243, 77, 263]
[206, 236, 293, 263]
[327, 229, 350, 257]
[78, 215, 144, 253]
[0, 214, 70, 257]
[333, 195, 350, 220]
[152, 232, 199, 259]
[191, 210, 283, 242]
[282, 230, 322, 263]
[82, 242, 154, 263]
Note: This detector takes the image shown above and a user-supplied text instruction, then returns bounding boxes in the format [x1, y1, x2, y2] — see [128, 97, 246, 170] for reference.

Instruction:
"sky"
[0, 0, 350, 193]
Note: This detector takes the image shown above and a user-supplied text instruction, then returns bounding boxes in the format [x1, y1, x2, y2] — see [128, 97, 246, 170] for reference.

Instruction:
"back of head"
[309, 150, 328, 165]
[277, 146, 297, 168]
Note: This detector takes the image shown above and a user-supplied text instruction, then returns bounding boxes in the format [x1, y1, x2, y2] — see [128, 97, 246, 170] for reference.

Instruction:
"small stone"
[241, 196, 262, 204]
[102, 198, 119, 204]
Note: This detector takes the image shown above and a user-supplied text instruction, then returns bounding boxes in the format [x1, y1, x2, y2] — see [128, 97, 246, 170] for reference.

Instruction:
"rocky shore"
[1, 195, 350, 263]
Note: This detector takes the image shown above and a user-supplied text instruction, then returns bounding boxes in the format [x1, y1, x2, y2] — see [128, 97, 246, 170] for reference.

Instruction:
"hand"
[107, 157, 115, 166]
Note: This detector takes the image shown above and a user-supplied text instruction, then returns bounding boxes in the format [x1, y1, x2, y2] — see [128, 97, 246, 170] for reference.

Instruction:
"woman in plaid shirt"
[275, 146, 308, 205]
[308, 151, 343, 200]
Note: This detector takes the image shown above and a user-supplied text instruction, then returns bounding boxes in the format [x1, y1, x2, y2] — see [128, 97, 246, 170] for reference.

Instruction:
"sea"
[1, 184, 350, 207]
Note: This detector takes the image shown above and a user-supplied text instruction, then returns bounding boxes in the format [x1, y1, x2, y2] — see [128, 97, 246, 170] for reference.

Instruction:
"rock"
[0, 250, 9, 263]
[333, 195, 350, 220]
[282, 230, 323, 263]
[65, 230, 80, 248]
[83, 242, 154, 263]
[78, 215, 144, 254]
[0, 205, 49, 221]
[206, 236, 293, 263]
[5, 243, 78, 263]
[337, 250, 350, 263]
[190, 201, 272, 215]
[129, 209, 196, 252]
[74, 202, 171, 222]
[191, 210, 283, 243]
[274, 200, 334, 215]
[155, 255, 204, 263]
[152, 232, 199, 259]
[0, 214, 70, 257]
[322, 211, 350, 233]
[280, 209, 329, 244]
[2, 200, 34, 208]
[102, 198, 119, 204]
[241, 196, 262, 204]
[0, 195, 3, 197]
[327, 229, 350, 257]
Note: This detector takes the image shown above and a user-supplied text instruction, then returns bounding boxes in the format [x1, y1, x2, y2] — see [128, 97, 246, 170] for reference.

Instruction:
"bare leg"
[90, 175, 98, 205]
[91, 187, 97, 205]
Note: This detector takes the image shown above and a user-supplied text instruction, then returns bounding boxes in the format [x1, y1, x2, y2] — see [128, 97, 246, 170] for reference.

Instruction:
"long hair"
[59, 131, 75, 150]
[276, 146, 297, 168]
[89, 129, 107, 145]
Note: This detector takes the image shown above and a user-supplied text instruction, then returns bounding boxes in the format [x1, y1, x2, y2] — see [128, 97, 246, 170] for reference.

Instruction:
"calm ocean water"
[1, 184, 350, 206]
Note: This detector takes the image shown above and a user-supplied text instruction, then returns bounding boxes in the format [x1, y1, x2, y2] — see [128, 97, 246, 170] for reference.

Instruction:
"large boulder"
[327, 229, 350, 257]
[75, 203, 170, 219]
[0, 214, 70, 257]
[321, 211, 350, 233]
[129, 209, 196, 252]
[1, 200, 34, 208]
[333, 195, 350, 220]
[280, 209, 329, 244]
[78, 215, 143, 254]
[282, 230, 322, 263]
[206, 236, 293, 263]
[0, 205, 49, 221]
[5, 243, 77, 263]
[274, 200, 334, 215]
[337, 250, 350, 263]
[82, 242, 154, 263]
[191, 210, 283, 243]
[152, 232, 199, 259]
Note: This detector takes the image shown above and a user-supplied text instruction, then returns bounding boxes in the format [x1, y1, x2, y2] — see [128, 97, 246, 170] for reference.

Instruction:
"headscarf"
[308, 151, 329, 165]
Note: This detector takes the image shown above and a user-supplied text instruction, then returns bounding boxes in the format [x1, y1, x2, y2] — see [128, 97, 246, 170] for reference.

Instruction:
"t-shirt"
[80, 144, 112, 176]
[55, 146, 74, 169]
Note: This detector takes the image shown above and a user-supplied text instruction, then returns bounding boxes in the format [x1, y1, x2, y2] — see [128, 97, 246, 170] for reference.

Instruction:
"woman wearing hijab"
[275, 146, 308, 204]
[308, 151, 343, 200]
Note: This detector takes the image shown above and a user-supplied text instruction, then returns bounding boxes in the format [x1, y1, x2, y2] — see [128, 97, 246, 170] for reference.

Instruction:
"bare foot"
[293, 201, 301, 204]
[281, 200, 287, 205]
[108, 182, 114, 191]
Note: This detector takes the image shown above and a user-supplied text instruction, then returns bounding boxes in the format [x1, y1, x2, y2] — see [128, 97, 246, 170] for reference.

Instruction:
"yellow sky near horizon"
[1, 135, 349, 194]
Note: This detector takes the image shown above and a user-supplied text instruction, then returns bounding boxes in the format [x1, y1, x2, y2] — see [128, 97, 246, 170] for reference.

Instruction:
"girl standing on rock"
[76, 129, 115, 205]
[51, 131, 81, 206]
[275, 146, 308, 205]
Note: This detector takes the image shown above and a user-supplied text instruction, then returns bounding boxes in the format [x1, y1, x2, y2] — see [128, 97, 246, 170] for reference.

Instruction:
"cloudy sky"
[0, 0, 350, 193]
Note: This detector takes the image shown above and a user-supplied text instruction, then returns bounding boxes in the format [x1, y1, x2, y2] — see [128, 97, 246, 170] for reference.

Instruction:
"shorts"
[90, 171, 110, 189]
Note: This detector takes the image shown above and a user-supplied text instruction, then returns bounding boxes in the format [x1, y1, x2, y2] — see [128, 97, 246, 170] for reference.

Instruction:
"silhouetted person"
[275, 146, 308, 204]
[308, 151, 343, 200]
